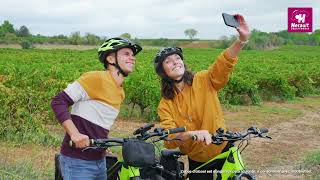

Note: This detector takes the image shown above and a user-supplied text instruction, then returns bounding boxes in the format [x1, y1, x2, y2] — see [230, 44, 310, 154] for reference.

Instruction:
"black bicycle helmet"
[153, 47, 184, 78]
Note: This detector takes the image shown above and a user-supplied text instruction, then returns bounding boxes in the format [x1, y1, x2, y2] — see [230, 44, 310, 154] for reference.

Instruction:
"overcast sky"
[1, 0, 319, 39]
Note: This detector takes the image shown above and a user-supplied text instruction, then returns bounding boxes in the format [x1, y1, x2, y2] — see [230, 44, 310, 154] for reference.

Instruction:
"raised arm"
[227, 14, 250, 58]
[205, 14, 250, 90]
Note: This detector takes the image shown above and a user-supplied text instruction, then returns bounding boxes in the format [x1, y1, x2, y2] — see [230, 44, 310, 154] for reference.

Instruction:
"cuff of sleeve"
[57, 113, 71, 124]
[223, 49, 238, 64]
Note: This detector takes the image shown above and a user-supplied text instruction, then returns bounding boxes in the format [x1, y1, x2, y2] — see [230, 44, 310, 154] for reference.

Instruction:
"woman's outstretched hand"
[235, 14, 250, 42]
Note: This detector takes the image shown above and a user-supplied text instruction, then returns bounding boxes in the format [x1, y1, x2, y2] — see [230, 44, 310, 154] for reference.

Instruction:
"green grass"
[303, 150, 320, 179]
[257, 106, 302, 115]
[0, 159, 52, 179]
[289, 97, 320, 106]
[304, 150, 320, 167]
[224, 103, 304, 123]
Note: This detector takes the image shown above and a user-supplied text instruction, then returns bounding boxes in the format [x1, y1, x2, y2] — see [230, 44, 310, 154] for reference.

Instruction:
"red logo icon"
[288, 8, 312, 32]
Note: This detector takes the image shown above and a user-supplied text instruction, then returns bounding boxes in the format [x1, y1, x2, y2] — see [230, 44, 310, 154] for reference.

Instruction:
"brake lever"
[212, 136, 224, 145]
[82, 146, 98, 152]
[265, 136, 272, 139]
[257, 133, 272, 139]
[212, 140, 223, 145]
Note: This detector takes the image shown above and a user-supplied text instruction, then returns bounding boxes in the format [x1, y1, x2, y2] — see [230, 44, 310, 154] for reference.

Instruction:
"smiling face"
[162, 53, 185, 80]
[112, 47, 135, 74]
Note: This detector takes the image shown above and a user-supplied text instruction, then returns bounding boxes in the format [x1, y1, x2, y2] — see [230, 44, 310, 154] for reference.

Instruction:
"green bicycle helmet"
[98, 37, 142, 76]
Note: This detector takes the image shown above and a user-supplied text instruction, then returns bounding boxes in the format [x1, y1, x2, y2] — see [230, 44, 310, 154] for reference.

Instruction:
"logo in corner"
[288, 8, 312, 32]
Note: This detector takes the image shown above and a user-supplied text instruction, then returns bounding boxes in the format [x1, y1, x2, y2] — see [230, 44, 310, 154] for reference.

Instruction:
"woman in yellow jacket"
[153, 14, 250, 180]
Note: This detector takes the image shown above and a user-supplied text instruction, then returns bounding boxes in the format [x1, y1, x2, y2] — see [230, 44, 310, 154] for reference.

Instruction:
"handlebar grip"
[69, 140, 75, 147]
[259, 128, 268, 134]
[168, 127, 186, 134]
[69, 139, 94, 147]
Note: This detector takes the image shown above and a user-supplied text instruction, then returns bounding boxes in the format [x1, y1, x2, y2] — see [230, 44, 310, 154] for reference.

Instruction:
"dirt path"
[241, 111, 320, 179]
[223, 98, 320, 179]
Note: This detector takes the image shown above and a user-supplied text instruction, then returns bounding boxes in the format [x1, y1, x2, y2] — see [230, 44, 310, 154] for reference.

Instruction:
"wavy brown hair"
[156, 64, 194, 99]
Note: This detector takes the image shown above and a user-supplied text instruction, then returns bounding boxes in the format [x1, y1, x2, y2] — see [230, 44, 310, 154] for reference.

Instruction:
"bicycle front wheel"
[234, 172, 255, 180]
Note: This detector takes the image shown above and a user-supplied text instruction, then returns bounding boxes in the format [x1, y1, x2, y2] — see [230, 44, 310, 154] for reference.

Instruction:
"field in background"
[1, 45, 319, 142]
[0, 45, 319, 178]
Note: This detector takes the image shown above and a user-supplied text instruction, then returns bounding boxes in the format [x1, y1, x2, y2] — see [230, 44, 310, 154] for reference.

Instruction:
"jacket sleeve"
[51, 81, 89, 124]
[158, 99, 181, 149]
[207, 49, 238, 91]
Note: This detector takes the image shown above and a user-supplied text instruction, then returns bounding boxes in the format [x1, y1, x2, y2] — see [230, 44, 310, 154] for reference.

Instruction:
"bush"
[222, 76, 262, 105]
[20, 40, 34, 49]
[257, 73, 296, 101]
[288, 72, 317, 97]
[0, 87, 59, 145]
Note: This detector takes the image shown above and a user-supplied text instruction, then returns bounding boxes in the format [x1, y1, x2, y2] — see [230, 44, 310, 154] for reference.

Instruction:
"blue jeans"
[59, 154, 107, 180]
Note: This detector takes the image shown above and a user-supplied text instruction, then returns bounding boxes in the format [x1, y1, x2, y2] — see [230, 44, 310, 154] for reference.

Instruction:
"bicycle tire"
[54, 154, 63, 180]
[153, 174, 166, 180]
[107, 162, 122, 180]
[234, 172, 255, 180]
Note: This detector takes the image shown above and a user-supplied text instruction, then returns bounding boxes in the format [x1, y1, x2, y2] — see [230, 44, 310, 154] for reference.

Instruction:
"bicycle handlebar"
[211, 127, 271, 144]
[69, 124, 186, 148]
[69, 138, 124, 148]
[258, 128, 268, 134]
[191, 127, 270, 144]
[138, 126, 186, 140]
[168, 127, 186, 134]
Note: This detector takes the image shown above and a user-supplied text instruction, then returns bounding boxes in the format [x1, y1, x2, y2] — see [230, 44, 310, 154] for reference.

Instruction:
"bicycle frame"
[108, 159, 141, 180]
[120, 164, 141, 179]
[147, 127, 271, 180]
[186, 126, 271, 180]
[193, 146, 245, 180]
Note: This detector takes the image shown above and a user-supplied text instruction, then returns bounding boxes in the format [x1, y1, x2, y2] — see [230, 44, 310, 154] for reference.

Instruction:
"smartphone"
[222, 13, 240, 28]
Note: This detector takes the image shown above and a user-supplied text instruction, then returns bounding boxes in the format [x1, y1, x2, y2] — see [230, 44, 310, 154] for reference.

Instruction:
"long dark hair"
[158, 64, 194, 99]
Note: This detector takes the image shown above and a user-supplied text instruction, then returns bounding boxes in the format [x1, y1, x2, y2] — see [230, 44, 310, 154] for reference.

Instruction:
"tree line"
[0, 20, 319, 49]
[218, 29, 320, 50]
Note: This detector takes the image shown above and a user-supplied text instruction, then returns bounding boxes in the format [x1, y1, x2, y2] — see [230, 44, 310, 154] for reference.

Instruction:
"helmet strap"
[174, 76, 184, 83]
[108, 52, 129, 77]
[163, 76, 184, 84]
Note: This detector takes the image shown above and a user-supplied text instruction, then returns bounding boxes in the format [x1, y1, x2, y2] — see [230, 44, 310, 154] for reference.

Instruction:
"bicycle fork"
[220, 146, 245, 180]
[192, 147, 245, 180]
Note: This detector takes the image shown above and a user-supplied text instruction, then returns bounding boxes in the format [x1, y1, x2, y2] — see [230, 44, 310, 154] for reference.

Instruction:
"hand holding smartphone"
[222, 13, 240, 28]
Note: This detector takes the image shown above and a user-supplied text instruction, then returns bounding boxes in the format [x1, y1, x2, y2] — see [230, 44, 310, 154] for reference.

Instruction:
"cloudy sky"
[1, 0, 319, 39]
